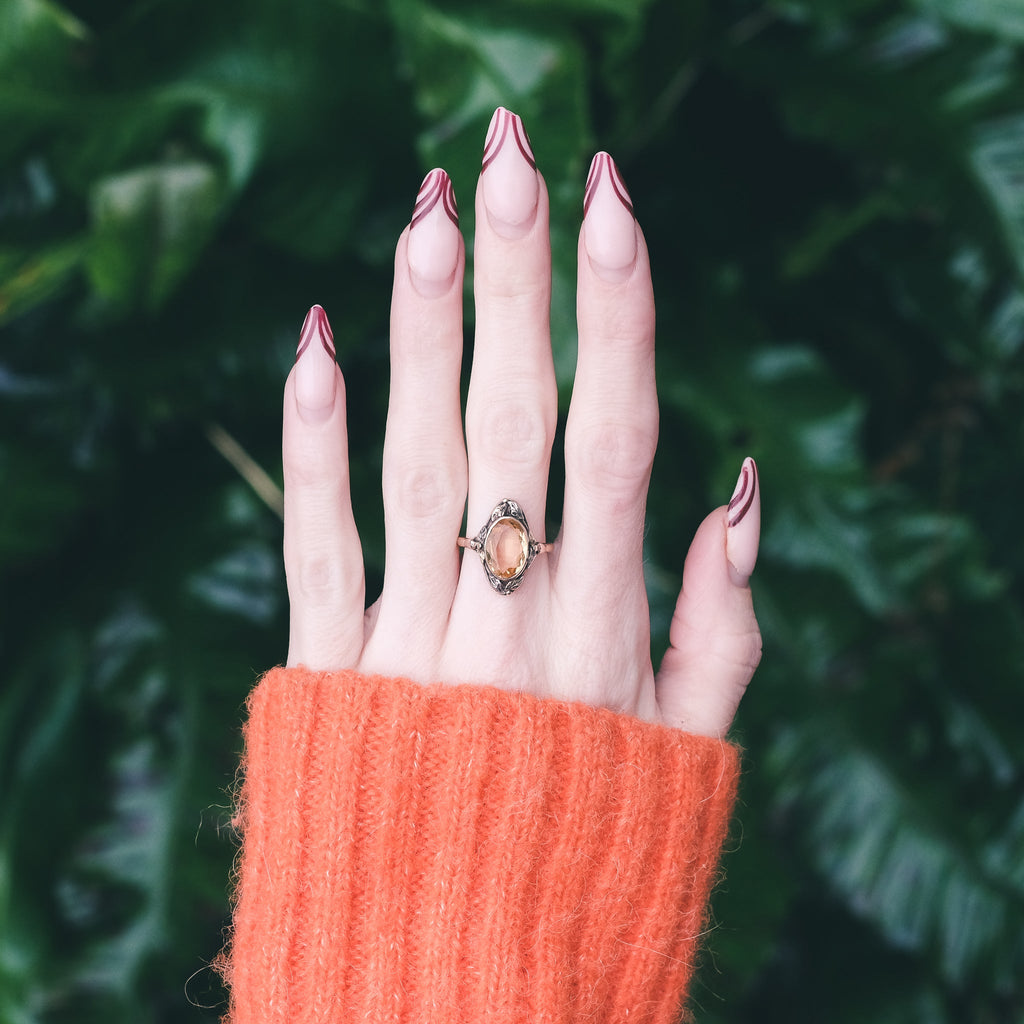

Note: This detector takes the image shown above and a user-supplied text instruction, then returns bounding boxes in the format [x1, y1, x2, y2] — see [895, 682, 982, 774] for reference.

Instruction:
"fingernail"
[726, 457, 760, 586]
[583, 152, 637, 283]
[294, 304, 336, 425]
[408, 168, 460, 299]
[481, 106, 538, 239]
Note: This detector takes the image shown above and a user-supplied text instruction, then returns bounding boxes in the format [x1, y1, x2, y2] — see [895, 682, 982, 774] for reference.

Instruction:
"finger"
[559, 153, 657, 630]
[283, 305, 365, 669]
[655, 459, 762, 737]
[459, 107, 557, 602]
[364, 170, 468, 667]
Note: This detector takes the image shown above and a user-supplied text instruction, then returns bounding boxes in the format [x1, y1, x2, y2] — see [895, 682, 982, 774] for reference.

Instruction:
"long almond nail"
[294, 304, 337, 425]
[583, 152, 637, 283]
[408, 168, 460, 299]
[481, 107, 538, 239]
[726, 457, 760, 586]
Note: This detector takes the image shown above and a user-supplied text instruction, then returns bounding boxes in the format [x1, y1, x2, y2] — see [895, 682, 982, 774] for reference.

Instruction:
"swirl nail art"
[584, 152, 634, 218]
[726, 456, 760, 585]
[481, 107, 536, 173]
[296, 304, 335, 362]
[411, 168, 458, 229]
[727, 458, 758, 528]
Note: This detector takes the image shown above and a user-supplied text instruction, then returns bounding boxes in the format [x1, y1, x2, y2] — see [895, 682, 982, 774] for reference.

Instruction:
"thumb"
[655, 458, 762, 737]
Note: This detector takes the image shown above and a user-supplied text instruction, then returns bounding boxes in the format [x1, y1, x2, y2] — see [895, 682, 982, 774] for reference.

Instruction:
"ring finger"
[456, 108, 557, 609]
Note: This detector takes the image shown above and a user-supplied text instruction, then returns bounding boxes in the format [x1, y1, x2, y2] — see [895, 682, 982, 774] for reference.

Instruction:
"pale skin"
[282, 108, 762, 738]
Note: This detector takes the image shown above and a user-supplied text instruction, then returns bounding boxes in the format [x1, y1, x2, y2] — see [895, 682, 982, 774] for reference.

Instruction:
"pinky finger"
[655, 458, 762, 737]
[283, 305, 366, 669]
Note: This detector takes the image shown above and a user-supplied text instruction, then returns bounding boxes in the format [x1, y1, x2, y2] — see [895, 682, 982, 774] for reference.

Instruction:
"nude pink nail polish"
[408, 168, 460, 299]
[726, 457, 760, 586]
[480, 106, 539, 239]
[294, 304, 337, 425]
[583, 152, 637, 283]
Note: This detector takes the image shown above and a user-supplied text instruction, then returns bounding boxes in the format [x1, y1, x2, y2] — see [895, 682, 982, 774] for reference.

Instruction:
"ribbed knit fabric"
[220, 667, 740, 1024]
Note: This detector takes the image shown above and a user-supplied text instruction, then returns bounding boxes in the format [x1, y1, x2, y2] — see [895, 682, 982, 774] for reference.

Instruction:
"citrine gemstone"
[483, 517, 529, 580]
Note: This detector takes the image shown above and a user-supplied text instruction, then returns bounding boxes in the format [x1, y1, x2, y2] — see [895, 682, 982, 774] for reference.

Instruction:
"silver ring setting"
[457, 499, 552, 595]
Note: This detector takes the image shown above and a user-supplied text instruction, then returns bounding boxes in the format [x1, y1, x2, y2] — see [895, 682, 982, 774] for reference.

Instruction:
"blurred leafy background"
[2, 0, 1023, 1020]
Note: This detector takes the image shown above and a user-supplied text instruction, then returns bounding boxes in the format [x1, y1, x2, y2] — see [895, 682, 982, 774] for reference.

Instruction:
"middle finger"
[460, 107, 557, 599]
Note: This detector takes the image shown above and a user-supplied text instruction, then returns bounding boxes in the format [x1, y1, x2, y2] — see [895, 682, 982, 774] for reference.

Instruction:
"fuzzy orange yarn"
[220, 667, 740, 1023]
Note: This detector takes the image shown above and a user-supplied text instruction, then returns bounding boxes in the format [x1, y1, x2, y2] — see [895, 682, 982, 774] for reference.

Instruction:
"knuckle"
[479, 267, 550, 306]
[385, 458, 466, 522]
[744, 624, 764, 672]
[598, 312, 654, 353]
[570, 421, 657, 505]
[579, 286, 654, 352]
[285, 535, 363, 611]
[284, 443, 348, 492]
[283, 455, 322, 491]
[288, 553, 341, 606]
[474, 398, 554, 470]
[708, 622, 763, 678]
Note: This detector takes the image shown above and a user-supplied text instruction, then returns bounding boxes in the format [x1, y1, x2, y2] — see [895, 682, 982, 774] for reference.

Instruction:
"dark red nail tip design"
[481, 107, 537, 173]
[295, 304, 335, 362]
[411, 168, 458, 229]
[584, 152, 634, 218]
[728, 459, 759, 528]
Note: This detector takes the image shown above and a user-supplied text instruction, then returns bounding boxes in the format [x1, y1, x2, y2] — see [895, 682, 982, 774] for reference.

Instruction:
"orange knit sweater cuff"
[221, 667, 741, 1024]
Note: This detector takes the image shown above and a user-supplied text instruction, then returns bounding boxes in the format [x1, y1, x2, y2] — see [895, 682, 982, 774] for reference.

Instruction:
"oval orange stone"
[483, 517, 529, 580]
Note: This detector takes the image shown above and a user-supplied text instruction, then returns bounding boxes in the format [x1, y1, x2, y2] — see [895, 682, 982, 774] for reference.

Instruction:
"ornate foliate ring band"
[457, 499, 552, 596]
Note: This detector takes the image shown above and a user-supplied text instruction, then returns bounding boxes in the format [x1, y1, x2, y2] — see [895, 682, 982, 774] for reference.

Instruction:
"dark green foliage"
[2, 0, 1022, 1020]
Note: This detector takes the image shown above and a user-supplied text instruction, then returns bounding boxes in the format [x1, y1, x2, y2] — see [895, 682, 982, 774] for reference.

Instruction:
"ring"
[457, 499, 552, 595]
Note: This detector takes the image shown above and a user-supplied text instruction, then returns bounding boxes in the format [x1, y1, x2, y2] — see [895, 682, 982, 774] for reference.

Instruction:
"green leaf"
[783, 193, 901, 279]
[0, 241, 85, 325]
[0, 0, 88, 87]
[773, 724, 1024, 989]
[186, 542, 281, 624]
[86, 160, 226, 312]
[914, 0, 1024, 41]
[970, 114, 1024, 278]
[390, 0, 567, 126]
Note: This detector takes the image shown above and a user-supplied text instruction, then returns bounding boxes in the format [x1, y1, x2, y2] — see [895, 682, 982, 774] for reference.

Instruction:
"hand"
[280, 108, 761, 738]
